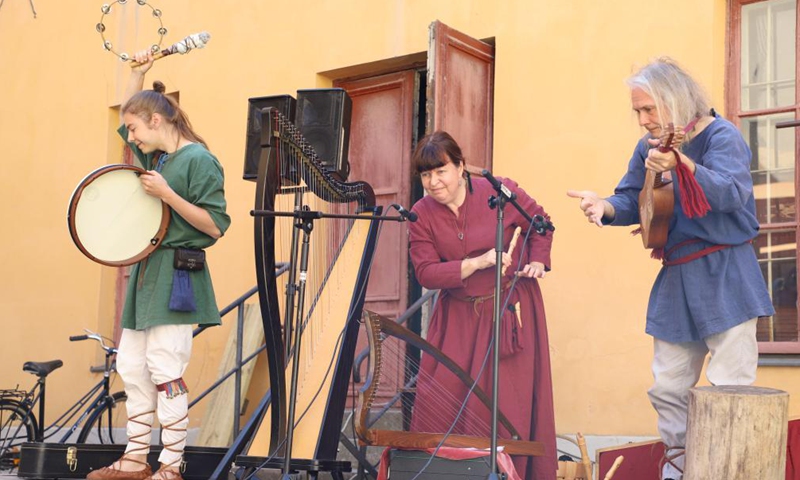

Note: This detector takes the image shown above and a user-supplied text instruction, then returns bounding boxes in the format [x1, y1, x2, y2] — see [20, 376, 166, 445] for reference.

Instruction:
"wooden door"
[335, 71, 418, 412]
[335, 70, 418, 319]
[427, 20, 495, 173]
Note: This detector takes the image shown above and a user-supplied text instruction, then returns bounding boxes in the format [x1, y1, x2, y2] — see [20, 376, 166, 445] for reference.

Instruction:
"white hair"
[626, 57, 710, 143]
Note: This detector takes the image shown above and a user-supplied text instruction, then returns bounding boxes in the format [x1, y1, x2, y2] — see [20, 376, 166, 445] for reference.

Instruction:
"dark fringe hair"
[412, 131, 464, 173]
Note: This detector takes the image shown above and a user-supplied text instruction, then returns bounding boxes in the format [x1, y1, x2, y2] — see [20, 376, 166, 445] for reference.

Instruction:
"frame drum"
[67, 164, 170, 267]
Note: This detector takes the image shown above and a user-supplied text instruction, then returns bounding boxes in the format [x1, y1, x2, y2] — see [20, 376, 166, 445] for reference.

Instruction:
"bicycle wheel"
[0, 400, 35, 472]
[77, 391, 128, 444]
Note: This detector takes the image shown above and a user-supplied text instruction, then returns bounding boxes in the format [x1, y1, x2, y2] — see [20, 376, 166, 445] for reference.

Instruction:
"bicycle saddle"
[23, 360, 64, 377]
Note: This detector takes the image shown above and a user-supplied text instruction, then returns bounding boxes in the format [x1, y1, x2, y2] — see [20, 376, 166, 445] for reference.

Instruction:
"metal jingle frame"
[95, 0, 167, 62]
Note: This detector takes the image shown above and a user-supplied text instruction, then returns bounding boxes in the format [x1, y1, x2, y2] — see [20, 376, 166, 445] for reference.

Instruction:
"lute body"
[638, 125, 677, 249]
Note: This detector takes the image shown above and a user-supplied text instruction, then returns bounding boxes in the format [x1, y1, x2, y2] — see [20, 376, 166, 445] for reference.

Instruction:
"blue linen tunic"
[606, 115, 774, 342]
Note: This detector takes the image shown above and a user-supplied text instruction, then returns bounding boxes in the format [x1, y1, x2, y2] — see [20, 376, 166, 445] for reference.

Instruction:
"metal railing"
[189, 262, 288, 439]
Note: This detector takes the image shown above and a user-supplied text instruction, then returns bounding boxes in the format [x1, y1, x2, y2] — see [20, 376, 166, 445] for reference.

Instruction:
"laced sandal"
[86, 410, 155, 480]
[151, 414, 188, 480]
[86, 454, 152, 480]
[150, 465, 184, 480]
[659, 445, 685, 480]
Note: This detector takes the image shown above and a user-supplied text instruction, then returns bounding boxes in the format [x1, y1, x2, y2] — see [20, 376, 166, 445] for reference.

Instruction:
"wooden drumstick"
[603, 455, 624, 480]
[130, 31, 211, 67]
[577, 432, 592, 480]
[501, 226, 522, 276]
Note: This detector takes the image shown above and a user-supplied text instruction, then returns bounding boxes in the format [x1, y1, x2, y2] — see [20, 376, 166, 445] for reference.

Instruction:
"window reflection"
[755, 231, 799, 342]
[741, 0, 796, 111]
[742, 113, 795, 224]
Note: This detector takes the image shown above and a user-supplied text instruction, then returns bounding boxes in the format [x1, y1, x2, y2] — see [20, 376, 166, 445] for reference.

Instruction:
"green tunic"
[118, 126, 231, 330]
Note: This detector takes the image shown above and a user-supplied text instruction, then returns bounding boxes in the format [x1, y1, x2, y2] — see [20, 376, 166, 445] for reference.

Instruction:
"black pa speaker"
[242, 95, 297, 181]
[295, 88, 352, 181]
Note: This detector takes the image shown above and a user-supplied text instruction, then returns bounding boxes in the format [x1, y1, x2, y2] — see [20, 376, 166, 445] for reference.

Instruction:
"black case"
[387, 449, 492, 479]
[18, 443, 229, 480]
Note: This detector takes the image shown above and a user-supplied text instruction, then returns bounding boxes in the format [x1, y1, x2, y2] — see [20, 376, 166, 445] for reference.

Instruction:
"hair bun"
[152, 80, 166, 94]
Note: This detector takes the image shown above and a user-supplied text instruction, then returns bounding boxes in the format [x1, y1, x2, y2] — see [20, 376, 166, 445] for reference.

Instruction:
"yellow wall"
[0, 0, 791, 439]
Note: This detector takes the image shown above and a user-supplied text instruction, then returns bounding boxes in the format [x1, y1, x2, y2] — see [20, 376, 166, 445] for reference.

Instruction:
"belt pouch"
[174, 247, 205, 271]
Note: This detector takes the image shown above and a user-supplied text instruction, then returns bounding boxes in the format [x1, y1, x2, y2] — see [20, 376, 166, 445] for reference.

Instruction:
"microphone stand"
[480, 170, 553, 480]
[250, 205, 412, 480]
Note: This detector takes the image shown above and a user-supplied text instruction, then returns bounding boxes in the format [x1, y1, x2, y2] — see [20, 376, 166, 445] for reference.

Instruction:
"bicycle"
[0, 330, 127, 472]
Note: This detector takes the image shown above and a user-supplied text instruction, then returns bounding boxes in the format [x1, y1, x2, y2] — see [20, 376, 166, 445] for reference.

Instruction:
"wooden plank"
[366, 429, 544, 456]
[195, 303, 265, 447]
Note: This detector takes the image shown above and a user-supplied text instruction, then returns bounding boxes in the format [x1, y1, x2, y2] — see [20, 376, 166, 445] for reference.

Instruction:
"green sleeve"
[187, 154, 231, 237]
[117, 124, 152, 169]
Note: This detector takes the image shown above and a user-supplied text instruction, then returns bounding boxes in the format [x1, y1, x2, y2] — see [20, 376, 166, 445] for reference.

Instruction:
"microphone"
[391, 204, 418, 222]
[532, 214, 555, 235]
[130, 31, 212, 67]
[481, 170, 554, 235]
[481, 169, 516, 200]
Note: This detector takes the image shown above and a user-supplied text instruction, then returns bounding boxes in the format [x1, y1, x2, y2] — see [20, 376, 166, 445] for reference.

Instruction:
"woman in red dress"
[408, 131, 556, 480]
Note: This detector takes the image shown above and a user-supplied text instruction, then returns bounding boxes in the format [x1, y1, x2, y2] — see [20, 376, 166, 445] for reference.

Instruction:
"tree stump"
[684, 385, 789, 480]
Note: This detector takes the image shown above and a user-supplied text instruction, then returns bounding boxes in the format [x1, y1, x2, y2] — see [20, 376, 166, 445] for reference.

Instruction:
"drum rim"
[67, 163, 171, 267]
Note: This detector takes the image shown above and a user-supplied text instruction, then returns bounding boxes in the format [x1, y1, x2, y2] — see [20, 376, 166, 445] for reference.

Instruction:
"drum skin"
[67, 164, 171, 267]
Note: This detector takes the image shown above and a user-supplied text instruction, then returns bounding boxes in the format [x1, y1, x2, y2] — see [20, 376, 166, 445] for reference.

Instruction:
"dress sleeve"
[506, 179, 554, 270]
[187, 153, 231, 237]
[606, 139, 649, 227]
[408, 203, 466, 290]
[692, 127, 753, 213]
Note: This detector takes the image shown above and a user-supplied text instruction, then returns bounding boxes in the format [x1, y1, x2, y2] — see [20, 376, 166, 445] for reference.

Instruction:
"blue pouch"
[169, 270, 197, 312]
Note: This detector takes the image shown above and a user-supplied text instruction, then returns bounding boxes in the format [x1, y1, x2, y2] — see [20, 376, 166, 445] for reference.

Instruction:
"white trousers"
[116, 325, 193, 466]
[648, 318, 758, 480]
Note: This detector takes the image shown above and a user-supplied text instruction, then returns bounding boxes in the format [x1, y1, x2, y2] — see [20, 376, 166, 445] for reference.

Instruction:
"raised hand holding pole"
[130, 31, 211, 67]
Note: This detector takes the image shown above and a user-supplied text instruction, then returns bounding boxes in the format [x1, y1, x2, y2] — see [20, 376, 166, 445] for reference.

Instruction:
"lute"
[638, 124, 677, 249]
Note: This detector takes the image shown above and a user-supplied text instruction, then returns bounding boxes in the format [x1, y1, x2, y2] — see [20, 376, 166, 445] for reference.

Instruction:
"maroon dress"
[408, 176, 556, 480]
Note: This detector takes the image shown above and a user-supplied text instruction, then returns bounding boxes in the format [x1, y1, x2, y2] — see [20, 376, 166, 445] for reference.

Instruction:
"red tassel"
[668, 148, 711, 218]
[651, 247, 664, 260]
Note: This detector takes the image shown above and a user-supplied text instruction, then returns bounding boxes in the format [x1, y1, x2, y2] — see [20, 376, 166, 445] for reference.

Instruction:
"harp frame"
[356, 310, 545, 457]
[251, 106, 382, 462]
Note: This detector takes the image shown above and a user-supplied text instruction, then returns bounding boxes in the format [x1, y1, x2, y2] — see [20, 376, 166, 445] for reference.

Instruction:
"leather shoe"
[86, 456, 152, 480]
[150, 466, 183, 480]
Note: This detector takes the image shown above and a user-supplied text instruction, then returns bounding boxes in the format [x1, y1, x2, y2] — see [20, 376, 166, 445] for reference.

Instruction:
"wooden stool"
[684, 385, 789, 480]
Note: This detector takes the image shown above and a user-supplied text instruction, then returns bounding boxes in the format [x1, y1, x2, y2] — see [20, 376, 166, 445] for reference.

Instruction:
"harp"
[355, 310, 544, 456]
[244, 105, 381, 470]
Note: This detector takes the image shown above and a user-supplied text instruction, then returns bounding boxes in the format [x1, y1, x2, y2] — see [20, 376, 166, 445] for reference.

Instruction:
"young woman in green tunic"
[88, 50, 231, 480]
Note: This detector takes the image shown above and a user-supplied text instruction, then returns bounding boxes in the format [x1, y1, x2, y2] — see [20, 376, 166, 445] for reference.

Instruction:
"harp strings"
[366, 329, 494, 439]
[271, 110, 369, 400]
[362, 224, 541, 439]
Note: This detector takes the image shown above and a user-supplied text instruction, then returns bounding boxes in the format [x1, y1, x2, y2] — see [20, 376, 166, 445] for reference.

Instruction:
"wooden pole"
[576, 432, 592, 480]
[684, 385, 788, 480]
[602, 456, 624, 480]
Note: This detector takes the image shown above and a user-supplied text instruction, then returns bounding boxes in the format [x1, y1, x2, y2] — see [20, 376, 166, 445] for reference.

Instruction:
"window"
[730, 0, 799, 352]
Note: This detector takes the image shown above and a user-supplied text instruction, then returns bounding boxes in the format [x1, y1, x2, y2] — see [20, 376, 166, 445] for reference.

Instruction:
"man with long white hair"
[567, 57, 774, 480]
